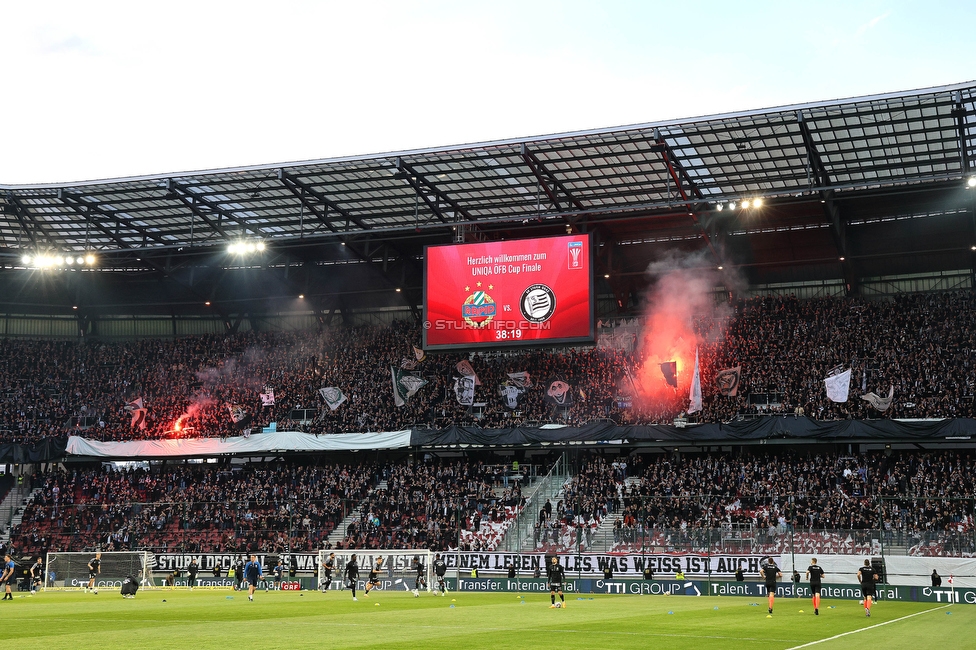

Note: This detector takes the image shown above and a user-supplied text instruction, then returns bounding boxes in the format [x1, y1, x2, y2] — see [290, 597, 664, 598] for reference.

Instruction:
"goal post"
[318, 549, 434, 594]
[44, 551, 156, 591]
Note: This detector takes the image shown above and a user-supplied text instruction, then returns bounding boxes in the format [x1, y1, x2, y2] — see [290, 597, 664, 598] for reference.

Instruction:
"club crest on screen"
[520, 284, 556, 323]
[462, 291, 496, 328]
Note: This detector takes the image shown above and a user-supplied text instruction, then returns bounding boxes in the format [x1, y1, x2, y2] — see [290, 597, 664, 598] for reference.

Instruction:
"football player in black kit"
[760, 556, 781, 615]
[29, 557, 43, 595]
[857, 559, 879, 617]
[86, 552, 101, 594]
[412, 556, 426, 596]
[345, 554, 359, 601]
[364, 557, 383, 597]
[433, 553, 448, 596]
[548, 556, 566, 609]
[321, 552, 336, 592]
[805, 557, 825, 615]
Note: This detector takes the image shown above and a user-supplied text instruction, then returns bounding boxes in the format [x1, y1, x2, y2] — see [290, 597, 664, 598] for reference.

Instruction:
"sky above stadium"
[3, 0, 974, 184]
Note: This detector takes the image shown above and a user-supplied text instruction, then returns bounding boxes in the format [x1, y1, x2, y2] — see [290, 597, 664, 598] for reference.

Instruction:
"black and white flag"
[227, 403, 252, 429]
[124, 396, 147, 430]
[456, 360, 481, 386]
[454, 376, 475, 406]
[498, 384, 525, 410]
[715, 366, 741, 397]
[861, 385, 895, 411]
[506, 372, 532, 388]
[391, 367, 427, 407]
[318, 387, 347, 411]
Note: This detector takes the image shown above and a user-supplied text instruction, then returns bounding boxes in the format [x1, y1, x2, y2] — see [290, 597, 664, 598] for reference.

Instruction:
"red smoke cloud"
[634, 252, 732, 409]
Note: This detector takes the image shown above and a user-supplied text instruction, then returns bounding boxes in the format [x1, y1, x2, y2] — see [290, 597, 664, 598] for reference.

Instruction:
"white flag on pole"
[824, 368, 852, 403]
[688, 347, 702, 414]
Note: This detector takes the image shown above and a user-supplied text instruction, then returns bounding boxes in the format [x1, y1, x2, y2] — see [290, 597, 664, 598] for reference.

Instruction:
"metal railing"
[498, 453, 569, 552]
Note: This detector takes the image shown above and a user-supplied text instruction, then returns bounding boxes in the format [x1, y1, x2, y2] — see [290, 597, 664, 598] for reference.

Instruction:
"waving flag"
[318, 387, 347, 411]
[824, 368, 852, 403]
[226, 403, 252, 429]
[498, 383, 525, 410]
[454, 376, 475, 406]
[544, 379, 574, 407]
[715, 366, 741, 397]
[688, 347, 702, 414]
[456, 360, 481, 385]
[124, 397, 147, 430]
[861, 386, 894, 411]
[391, 367, 427, 407]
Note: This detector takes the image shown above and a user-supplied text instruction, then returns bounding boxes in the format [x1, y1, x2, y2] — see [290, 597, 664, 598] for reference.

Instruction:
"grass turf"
[5, 589, 974, 649]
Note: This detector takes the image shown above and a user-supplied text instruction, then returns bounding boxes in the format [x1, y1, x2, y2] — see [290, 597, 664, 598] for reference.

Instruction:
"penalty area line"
[783, 604, 950, 650]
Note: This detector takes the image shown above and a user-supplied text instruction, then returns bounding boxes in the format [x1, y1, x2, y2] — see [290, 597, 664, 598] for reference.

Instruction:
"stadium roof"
[1, 81, 975, 319]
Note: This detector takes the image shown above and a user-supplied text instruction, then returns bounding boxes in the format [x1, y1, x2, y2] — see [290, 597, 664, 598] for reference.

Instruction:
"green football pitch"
[7, 589, 974, 649]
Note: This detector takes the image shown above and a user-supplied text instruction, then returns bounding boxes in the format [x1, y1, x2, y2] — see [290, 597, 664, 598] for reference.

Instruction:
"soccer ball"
[859, 599, 864, 605]
[554, 602, 562, 608]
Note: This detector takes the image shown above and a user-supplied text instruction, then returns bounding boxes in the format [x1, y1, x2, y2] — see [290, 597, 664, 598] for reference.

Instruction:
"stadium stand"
[4, 291, 976, 446]
[6, 449, 972, 559]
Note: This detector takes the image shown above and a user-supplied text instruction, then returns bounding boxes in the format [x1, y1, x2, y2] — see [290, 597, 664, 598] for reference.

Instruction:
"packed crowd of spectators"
[9, 461, 380, 558]
[336, 459, 529, 552]
[3, 291, 976, 443]
[607, 449, 976, 556]
[5, 449, 974, 557]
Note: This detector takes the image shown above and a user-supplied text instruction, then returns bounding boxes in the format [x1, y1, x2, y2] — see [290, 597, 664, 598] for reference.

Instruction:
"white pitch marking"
[784, 604, 950, 650]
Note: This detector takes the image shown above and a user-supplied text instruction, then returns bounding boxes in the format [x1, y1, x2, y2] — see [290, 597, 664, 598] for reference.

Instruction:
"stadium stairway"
[323, 480, 388, 548]
[585, 476, 642, 553]
[496, 454, 570, 552]
[0, 484, 42, 548]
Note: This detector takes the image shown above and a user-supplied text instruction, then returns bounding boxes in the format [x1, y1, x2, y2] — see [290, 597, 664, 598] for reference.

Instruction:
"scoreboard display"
[423, 234, 594, 351]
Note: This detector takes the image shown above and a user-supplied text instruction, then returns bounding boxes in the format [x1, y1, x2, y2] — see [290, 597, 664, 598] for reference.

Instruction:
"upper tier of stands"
[3, 291, 976, 444]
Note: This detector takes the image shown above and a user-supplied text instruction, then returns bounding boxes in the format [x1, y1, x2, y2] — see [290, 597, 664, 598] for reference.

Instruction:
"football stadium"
[2, 9, 976, 648]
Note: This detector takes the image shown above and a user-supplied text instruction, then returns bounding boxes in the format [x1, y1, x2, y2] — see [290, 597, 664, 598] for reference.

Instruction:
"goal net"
[44, 551, 156, 591]
[318, 549, 434, 594]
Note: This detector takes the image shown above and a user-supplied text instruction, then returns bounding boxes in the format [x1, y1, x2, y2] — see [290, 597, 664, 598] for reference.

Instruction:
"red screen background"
[423, 234, 593, 350]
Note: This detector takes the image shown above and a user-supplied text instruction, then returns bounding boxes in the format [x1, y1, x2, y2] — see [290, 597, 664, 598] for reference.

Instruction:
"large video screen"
[423, 234, 594, 351]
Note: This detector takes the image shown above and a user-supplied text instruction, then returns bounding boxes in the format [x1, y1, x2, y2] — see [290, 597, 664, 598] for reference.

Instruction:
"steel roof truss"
[395, 158, 471, 224]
